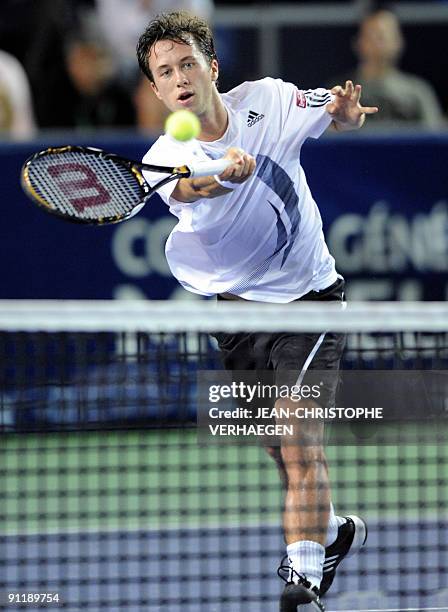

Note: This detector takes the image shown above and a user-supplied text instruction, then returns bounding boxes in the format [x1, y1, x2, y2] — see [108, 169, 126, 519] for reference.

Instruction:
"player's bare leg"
[274, 397, 328, 609]
[267, 397, 367, 608]
[277, 398, 330, 547]
[264, 445, 289, 491]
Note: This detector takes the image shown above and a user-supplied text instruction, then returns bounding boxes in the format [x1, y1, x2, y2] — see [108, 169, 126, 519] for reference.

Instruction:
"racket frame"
[20, 145, 194, 225]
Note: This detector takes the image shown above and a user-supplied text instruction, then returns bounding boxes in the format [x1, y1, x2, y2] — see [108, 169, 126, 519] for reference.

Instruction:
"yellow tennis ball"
[165, 110, 201, 142]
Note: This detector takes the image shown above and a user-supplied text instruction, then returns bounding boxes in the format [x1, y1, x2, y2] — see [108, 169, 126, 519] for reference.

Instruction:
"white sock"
[325, 503, 347, 547]
[286, 540, 325, 590]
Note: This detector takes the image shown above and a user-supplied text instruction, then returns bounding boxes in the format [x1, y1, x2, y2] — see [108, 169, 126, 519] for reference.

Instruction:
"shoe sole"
[280, 584, 324, 611]
[282, 598, 324, 611]
[296, 603, 324, 611]
[345, 514, 368, 558]
[281, 600, 323, 612]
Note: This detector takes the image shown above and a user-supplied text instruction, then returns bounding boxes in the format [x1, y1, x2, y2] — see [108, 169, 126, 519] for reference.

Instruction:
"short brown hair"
[136, 11, 217, 83]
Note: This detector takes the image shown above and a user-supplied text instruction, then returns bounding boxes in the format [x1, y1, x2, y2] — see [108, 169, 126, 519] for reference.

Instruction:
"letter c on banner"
[111, 217, 176, 277]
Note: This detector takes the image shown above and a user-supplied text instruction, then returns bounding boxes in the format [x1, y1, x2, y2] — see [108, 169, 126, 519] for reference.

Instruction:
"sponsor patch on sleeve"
[296, 90, 307, 108]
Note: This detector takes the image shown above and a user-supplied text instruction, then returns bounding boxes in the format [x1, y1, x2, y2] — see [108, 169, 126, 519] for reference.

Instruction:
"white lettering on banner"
[110, 202, 447, 295]
[347, 279, 422, 301]
[112, 285, 148, 300]
[328, 201, 448, 273]
[111, 217, 176, 278]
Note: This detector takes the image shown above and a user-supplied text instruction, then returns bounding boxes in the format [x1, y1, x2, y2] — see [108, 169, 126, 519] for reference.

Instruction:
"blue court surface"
[3, 518, 448, 612]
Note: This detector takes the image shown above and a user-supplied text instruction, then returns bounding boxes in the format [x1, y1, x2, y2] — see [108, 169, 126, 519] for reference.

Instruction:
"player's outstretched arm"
[172, 147, 256, 203]
[326, 80, 378, 131]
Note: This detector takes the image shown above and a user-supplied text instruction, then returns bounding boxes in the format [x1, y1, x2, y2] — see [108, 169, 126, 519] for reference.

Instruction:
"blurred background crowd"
[0, 0, 446, 139]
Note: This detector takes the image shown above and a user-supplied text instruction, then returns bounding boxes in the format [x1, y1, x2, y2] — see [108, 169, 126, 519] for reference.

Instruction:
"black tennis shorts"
[213, 277, 346, 410]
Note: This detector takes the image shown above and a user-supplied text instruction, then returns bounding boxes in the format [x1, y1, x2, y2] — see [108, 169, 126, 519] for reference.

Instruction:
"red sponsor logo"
[47, 162, 111, 211]
[296, 90, 307, 108]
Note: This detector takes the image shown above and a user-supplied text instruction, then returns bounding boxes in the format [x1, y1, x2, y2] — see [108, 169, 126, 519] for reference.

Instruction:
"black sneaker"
[278, 564, 326, 611]
[320, 515, 368, 597]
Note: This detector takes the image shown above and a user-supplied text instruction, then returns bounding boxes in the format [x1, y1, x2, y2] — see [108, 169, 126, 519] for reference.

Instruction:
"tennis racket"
[20, 145, 230, 225]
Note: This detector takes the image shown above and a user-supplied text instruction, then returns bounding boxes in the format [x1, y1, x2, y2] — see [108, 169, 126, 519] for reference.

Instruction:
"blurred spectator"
[133, 74, 169, 134]
[95, 0, 214, 85]
[28, 6, 135, 129]
[62, 16, 135, 129]
[329, 10, 444, 128]
[0, 49, 36, 139]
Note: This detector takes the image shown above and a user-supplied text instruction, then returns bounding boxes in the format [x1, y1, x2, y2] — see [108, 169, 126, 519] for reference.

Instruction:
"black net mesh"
[1, 325, 447, 611]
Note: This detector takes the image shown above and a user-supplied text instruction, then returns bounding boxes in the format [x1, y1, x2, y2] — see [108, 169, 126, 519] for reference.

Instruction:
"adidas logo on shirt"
[247, 110, 265, 127]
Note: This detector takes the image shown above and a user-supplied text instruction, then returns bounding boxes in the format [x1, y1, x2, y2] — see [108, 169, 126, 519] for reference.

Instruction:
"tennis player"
[137, 11, 376, 611]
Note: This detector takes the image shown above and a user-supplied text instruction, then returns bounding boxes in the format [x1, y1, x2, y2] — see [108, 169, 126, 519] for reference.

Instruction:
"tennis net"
[1, 300, 447, 612]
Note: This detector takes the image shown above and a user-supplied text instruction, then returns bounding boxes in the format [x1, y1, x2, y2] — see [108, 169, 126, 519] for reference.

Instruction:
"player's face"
[148, 38, 219, 117]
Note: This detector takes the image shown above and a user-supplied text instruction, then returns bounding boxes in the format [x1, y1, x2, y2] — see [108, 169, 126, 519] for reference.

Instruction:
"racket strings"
[26, 151, 145, 221]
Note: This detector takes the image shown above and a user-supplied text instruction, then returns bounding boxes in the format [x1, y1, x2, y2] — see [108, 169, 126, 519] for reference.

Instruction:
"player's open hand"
[326, 81, 378, 130]
[218, 147, 256, 184]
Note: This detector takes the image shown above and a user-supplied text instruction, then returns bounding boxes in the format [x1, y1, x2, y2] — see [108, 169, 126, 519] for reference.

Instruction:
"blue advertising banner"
[1, 133, 447, 301]
[304, 134, 448, 301]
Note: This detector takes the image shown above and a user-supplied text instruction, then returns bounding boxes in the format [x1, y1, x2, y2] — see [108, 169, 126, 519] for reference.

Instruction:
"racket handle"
[188, 159, 231, 178]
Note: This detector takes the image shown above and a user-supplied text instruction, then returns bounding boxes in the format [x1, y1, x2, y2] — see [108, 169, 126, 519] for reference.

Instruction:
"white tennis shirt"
[142, 77, 338, 303]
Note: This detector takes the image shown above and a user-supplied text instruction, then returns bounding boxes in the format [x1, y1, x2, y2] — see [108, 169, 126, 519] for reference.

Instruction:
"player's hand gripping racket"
[20, 145, 230, 225]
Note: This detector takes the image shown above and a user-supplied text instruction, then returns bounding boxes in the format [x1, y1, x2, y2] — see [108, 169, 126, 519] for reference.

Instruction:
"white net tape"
[0, 300, 447, 333]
